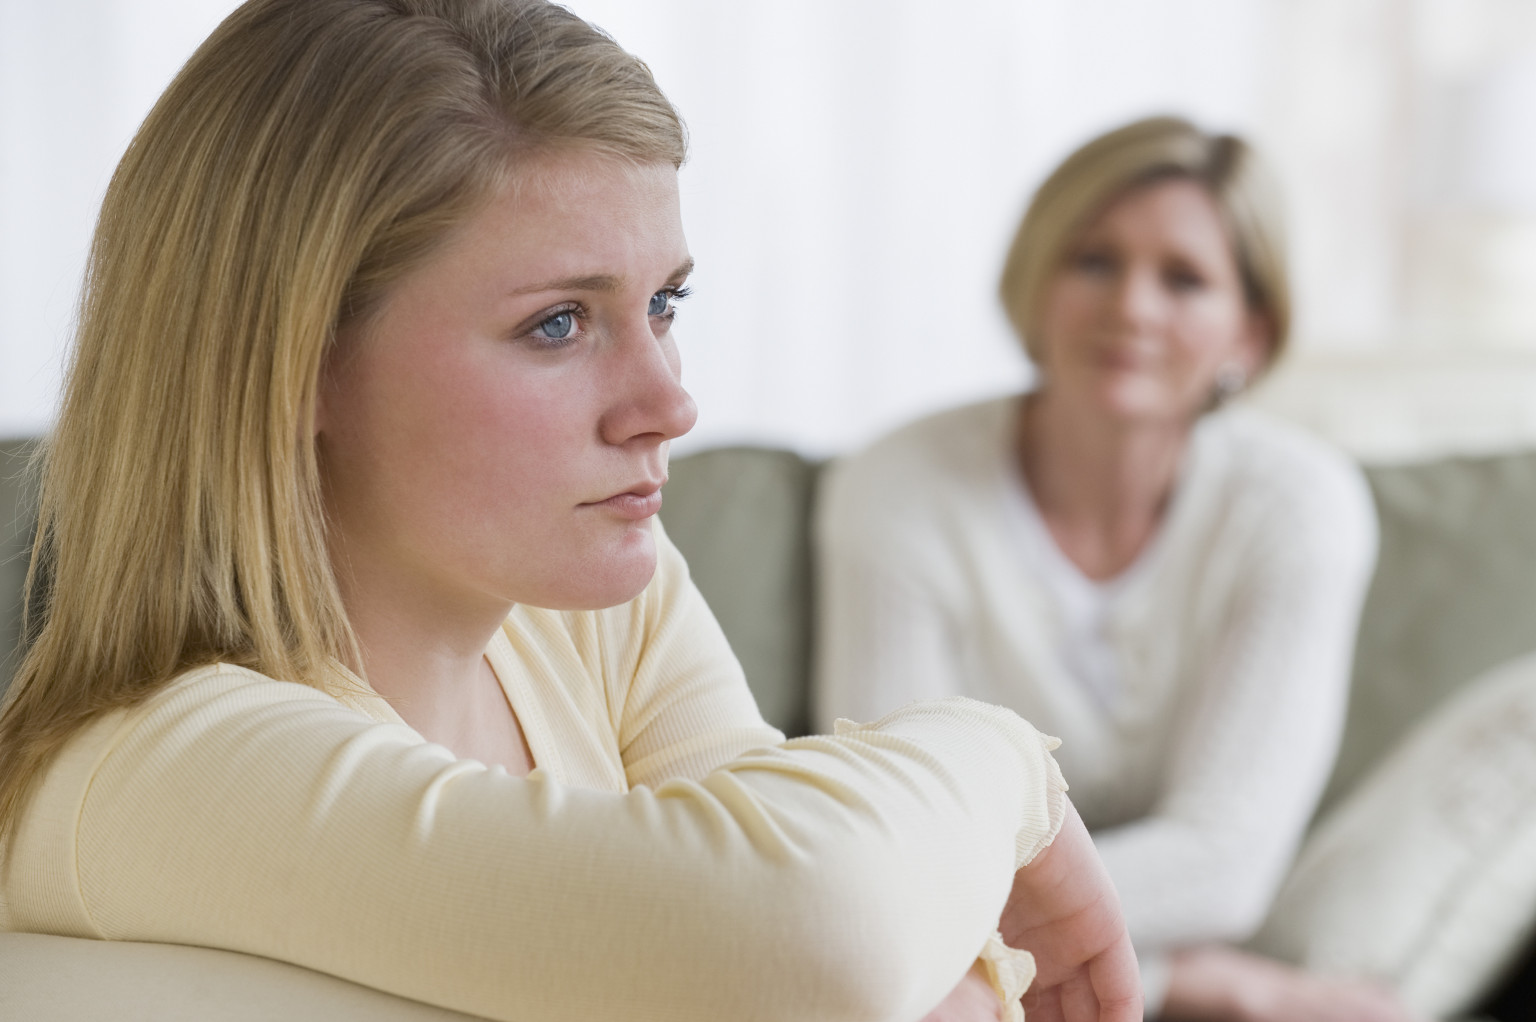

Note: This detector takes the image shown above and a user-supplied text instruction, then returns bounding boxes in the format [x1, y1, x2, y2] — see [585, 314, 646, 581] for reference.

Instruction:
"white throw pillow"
[1247, 650, 1536, 1018]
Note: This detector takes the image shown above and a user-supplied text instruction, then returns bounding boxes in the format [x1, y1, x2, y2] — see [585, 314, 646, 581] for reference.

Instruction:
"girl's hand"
[999, 801, 1143, 1022]
[920, 961, 1004, 1022]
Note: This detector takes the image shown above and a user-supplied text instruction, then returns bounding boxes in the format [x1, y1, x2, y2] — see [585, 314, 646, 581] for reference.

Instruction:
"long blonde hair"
[999, 115, 1291, 368]
[0, 0, 685, 846]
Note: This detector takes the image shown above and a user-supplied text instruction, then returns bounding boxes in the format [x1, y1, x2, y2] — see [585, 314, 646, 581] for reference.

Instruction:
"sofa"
[3, 435, 1536, 1019]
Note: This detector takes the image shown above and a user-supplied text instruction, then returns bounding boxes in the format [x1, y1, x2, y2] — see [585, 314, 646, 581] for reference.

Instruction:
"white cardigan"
[814, 396, 1378, 1000]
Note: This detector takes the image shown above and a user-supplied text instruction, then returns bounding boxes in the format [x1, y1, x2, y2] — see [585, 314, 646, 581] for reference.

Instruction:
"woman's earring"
[1213, 362, 1247, 403]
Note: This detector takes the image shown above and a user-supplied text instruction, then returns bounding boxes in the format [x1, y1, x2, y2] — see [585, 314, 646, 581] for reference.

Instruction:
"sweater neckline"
[320, 638, 559, 783]
[999, 394, 1216, 601]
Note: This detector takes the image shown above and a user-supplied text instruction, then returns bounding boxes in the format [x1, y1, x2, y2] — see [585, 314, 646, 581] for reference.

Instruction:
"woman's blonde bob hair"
[999, 115, 1290, 368]
[0, 0, 685, 844]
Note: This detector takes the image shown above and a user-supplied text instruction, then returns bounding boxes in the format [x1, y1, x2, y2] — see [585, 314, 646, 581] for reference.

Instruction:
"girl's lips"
[586, 489, 663, 520]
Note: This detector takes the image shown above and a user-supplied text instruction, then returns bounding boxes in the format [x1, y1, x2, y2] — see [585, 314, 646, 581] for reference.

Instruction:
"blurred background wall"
[3, 0, 1536, 460]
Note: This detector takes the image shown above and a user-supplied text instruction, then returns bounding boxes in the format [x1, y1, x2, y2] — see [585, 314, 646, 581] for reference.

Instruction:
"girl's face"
[1034, 177, 1268, 425]
[317, 152, 697, 617]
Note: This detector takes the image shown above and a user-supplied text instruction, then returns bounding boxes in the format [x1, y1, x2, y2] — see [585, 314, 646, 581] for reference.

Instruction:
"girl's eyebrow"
[509, 258, 694, 297]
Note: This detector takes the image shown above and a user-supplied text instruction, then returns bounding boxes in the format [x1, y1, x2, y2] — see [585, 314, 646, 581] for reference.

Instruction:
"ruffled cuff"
[979, 931, 1036, 1022]
[1014, 732, 1069, 870]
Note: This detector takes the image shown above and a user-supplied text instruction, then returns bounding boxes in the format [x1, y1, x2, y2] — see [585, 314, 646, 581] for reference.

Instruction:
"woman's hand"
[1163, 945, 1422, 1022]
[920, 961, 1004, 1022]
[998, 801, 1142, 1022]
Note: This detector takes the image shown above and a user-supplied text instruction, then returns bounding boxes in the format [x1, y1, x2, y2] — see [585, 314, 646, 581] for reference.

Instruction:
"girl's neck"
[1014, 390, 1194, 581]
[328, 536, 511, 726]
[340, 584, 535, 775]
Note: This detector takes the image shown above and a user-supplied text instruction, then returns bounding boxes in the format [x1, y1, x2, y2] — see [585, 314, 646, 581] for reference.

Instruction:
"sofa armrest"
[0, 932, 487, 1022]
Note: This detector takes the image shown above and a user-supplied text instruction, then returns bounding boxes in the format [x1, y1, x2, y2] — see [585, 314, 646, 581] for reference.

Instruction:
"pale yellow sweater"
[1, 529, 1066, 1022]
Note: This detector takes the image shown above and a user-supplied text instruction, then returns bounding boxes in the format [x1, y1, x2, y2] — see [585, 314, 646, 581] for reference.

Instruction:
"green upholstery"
[661, 447, 821, 736]
[1324, 452, 1536, 811]
[0, 439, 37, 694]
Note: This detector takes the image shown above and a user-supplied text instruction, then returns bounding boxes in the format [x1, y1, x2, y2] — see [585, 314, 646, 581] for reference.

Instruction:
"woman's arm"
[613, 529, 1075, 1022]
[1092, 464, 1380, 952]
[57, 670, 1068, 1022]
[811, 456, 969, 731]
[599, 522, 789, 787]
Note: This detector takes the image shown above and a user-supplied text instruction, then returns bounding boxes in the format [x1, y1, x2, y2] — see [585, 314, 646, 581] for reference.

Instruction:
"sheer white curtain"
[0, 0, 240, 437]
[578, 0, 1273, 454]
[3, 0, 1535, 457]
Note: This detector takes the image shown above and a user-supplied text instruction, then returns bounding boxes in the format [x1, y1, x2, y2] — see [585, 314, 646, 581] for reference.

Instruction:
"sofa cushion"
[662, 447, 820, 736]
[0, 438, 39, 697]
[1326, 452, 1536, 810]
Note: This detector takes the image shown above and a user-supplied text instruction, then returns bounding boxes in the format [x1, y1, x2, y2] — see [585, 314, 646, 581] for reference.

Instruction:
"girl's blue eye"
[536, 311, 575, 340]
[648, 291, 670, 317]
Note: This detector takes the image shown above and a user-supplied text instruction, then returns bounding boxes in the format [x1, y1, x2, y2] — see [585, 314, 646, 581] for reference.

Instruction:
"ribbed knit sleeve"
[812, 420, 981, 732]
[1090, 457, 1378, 950]
[4, 524, 1069, 1022]
[606, 523, 790, 786]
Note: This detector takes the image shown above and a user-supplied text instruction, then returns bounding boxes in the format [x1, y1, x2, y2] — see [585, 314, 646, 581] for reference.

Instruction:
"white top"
[1003, 482, 1135, 708]
[3, 525, 1065, 1022]
[813, 396, 1378, 1002]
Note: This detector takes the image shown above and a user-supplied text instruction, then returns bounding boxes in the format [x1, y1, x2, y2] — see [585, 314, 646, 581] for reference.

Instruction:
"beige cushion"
[1248, 651, 1536, 1017]
[0, 932, 487, 1021]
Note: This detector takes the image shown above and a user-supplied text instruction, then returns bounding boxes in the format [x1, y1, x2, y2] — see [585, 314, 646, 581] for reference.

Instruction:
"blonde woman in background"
[0, 2, 1140, 1020]
[816, 118, 1412, 1022]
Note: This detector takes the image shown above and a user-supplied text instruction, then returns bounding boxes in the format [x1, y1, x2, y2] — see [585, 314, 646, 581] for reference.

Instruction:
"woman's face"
[1033, 177, 1268, 425]
[318, 152, 696, 616]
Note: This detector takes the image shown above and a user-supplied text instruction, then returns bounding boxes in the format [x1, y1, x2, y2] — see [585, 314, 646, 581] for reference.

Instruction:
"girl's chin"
[545, 541, 658, 611]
